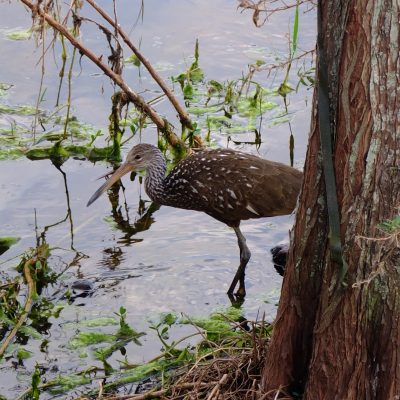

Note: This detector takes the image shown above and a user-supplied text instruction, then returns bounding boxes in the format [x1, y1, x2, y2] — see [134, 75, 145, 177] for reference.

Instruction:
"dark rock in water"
[71, 279, 94, 298]
[271, 243, 289, 276]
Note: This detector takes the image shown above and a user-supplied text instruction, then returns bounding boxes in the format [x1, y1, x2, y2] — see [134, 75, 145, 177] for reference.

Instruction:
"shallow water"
[0, 0, 316, 397]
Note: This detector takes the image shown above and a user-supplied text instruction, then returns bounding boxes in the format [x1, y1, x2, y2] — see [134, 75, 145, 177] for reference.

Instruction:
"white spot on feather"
[195, 180, 205, 188]
[246, 204, 259, 215]
[227, 189, 237, 199]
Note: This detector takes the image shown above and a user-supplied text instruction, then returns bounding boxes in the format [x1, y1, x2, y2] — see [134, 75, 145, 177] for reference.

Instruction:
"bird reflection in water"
[96, 176, 161, 270]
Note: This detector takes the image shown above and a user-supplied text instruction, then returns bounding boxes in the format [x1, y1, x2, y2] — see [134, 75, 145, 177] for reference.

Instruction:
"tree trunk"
[262, 1, 400, 399]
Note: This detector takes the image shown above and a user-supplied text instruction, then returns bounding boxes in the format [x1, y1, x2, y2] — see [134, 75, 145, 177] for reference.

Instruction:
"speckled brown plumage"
[161, 147, 302, 227]
[87, 143, 303, 298]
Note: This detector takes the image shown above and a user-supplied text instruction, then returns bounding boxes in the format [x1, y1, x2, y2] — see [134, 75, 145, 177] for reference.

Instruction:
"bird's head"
[86, 144, 161, 206]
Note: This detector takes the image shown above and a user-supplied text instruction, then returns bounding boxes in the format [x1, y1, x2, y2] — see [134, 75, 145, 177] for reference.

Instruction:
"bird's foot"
[227, 281, 246, 306]
[227, 292, 245, 307]
[235, 285, 246, 299]
[227, 270, 246, 299]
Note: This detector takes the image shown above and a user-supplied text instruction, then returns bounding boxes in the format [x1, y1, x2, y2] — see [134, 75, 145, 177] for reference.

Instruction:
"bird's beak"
[87, 162, 134, 206]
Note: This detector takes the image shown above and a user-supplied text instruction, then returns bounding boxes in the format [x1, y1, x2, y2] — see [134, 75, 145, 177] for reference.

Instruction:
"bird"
[87, 143, 302, 298]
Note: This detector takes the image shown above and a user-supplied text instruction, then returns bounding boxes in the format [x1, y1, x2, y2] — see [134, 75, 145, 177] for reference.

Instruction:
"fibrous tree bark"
[262, 0, 400, 399]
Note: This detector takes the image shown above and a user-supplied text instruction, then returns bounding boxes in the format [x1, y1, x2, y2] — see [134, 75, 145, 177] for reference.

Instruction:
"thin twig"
[206, 373, 228, 400]
[97, 379, 104, 399]
[100, 382, 213, 400]
[85, 0, 195, 133]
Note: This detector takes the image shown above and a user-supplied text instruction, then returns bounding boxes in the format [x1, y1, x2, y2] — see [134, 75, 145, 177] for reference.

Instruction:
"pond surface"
[0, 1, 315, 397]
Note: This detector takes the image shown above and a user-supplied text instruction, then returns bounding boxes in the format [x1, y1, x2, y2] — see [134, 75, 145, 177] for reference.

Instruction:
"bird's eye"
[134, 155, 141, 160]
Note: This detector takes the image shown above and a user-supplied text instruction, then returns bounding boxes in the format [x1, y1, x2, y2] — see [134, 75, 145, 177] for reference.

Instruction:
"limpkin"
[87, 143, 302, 297]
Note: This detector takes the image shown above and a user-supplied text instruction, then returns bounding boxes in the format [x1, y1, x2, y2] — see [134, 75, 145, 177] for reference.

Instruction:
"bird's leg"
[227, 226, 251, 298]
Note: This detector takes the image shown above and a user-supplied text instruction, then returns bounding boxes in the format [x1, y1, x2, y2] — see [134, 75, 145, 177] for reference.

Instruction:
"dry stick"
[0, 260, 36, 358]
[19, 0, 184, 149]
[85, 0, 196, 135]
[206, 373, 228, 400]
[103, 382, 213, 400]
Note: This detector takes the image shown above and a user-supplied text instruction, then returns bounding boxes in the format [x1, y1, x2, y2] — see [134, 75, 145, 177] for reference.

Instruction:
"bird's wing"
[166, 149, 302, 225]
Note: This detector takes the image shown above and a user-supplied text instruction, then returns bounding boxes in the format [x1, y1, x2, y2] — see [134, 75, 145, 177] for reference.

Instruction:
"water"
[0, 1, 316, 397]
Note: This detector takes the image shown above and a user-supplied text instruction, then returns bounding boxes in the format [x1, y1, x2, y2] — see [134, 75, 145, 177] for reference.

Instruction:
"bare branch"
[238, 0, 316, 26]
[86, 0, 195, 132]
[20, 0, 185, 149]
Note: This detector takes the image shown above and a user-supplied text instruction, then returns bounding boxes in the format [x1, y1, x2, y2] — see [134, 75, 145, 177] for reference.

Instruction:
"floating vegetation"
[181, 307, 244, 341]
[0, 98, 113, 161]
[0, 236, 20, 255]
[153, 61, 175, 72]
[0, 76, 123, 161]
[0, 83, 12, 97]
[184, 77, 280, 138]
[169, 40, 284, 143]
[68, 331, 116, 349]
[124, 53, 141, 67]
[0, 33, 297, 163]
[5, 28, 32, 41]
[67, 317, 119, 328]
[0, 104, 38, 115]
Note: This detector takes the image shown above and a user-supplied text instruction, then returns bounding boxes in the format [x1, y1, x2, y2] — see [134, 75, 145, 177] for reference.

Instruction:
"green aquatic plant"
[149, 312, 183, 358]
[6, 29, 32, 41]
[170, 40, 284, 141]
[67, 331, 116, 349]
[0, 83, 13, 97]
[77, 317, 119, 328]
[9, 303, 270, 398]
[0, 236, 20, 255]
[47, 374, 91, 394]
[0, 99, 109, 161]
[172, 39, 205, 101]
[124, 53, 141, 67]
[16, 347, 33, 361]
[0, 104, 39, 115]
[182, 306, 244, 341]
[31, 363, 41, 400]
[187, 78, 279, 138]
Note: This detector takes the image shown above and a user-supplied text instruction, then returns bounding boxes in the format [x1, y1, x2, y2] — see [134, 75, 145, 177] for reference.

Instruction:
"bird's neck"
[144, 155, 168, 204]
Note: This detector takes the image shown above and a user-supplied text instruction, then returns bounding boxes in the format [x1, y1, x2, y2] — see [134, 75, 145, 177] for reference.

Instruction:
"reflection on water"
[0, 0, 316, 397]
